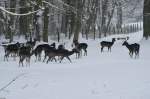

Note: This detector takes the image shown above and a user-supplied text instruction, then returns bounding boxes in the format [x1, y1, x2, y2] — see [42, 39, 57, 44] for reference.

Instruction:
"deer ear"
[126, 36, 129, 40]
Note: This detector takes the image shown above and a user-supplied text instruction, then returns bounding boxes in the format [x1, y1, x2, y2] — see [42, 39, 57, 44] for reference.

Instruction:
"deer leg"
[46, 57, 50, 64]
[136, 50, 139, 58]
[59, 56, 64, 63]
[27, 57, 30, 67]
[137, 51, 139, 58]
[54, 57, 57, 62]
[19, 56, 21, 67]
[77, 52, 80, 58]
[38, 54, 41, 61]
[19, 56, 24, 67]
[134, 51, 136, 59]
[7, 53, 10, 61]
[43, 54, 47, 62]
[51, 57, 57, 62]
[34, 54, 37, 62]
[22, 56, 26, 67]
[101, 47, 103, 52]
[79, 50, 82, 57]
[75, 53, 78, 59]
[25, 58, 28, 67]
[135, 51, 139, 59]
[84, 49, 87, 56]
[129, 52, 133, 58]
[108, 47, 109, 52]
[13, 53, 16, 61]
[66, 56, 72, 63]
[19, 60, 21, 67]
[76, 53, 79, 59]
[4, 52, 9, 61]
[4, 51, 6, 61]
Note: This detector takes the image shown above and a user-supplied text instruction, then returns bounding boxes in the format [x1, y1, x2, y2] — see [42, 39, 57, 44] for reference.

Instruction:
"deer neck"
[68, 50, 74, 56]
[111, 41, 115, 44]
[125, 43, 131, 50]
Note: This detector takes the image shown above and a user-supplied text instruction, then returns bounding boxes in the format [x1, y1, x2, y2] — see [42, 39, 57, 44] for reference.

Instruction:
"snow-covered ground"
[0, 31, 150, 99]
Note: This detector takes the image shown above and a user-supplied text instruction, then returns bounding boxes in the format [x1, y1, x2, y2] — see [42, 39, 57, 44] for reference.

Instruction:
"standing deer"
[4, 42, 20, 61]
[73, 40, 88, 58]
[100, 38, 116, 52]
[122, 41, 140, 58]
[19, 45, 32, 67]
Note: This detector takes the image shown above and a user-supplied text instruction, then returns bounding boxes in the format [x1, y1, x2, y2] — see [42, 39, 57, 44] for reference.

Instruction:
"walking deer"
[32, 43, 56, 61]
[46, 48, 79, 63]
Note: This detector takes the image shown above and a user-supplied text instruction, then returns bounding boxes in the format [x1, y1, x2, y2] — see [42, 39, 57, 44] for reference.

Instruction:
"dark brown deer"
[46, 48, 79, 63]
[26, 38, 37, 49]
[4, 42, 20, 61]
[122, 41, 140, 58]
[100, 38, 116, 52]
[32, 43, 56, 62]
[73, 40, 88, 58]
[19, 45, 33, 67]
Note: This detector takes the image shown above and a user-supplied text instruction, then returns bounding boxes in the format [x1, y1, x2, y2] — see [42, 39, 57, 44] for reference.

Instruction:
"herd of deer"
[1, 39, 88, 66]
[1, 36, 140, 67]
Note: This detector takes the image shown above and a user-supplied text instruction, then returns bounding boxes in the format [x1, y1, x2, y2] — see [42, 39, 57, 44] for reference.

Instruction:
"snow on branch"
[42, 1, 77, 14]
[4, 6, 34, 10]
[42, 1, 66, 12]
[0, 6, 42, 16]
[57, 0, 77, 14]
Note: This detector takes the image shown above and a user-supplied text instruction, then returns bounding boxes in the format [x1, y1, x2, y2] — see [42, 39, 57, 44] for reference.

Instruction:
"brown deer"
[73, 40, 88, 58]
[46, 48, 79, 63]
[4, 42, 20, 61]
[122, 41, 140, 58]
[19, 46, 32, 67]
[100, 38, 116, 52]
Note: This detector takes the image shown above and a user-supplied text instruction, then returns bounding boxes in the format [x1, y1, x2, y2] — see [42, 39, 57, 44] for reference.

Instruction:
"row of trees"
[0, 0, 145, 42]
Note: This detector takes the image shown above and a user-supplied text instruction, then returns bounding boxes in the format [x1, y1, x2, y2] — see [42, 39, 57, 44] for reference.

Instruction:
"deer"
[100, 38, 116, 52]
[73, 40, 88, 58]
[32, 43, 56, 62]
[4, 42, 20, 61]
[122, 41, 140, 58]
[46, 48, 79, 63]
[19, 45, 32, 67]
[26, 38, 37, 49]
[42, 42, 56, 62]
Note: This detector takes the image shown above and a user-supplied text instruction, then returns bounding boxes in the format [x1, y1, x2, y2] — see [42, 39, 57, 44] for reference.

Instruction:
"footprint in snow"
[21, 84, 28, 89]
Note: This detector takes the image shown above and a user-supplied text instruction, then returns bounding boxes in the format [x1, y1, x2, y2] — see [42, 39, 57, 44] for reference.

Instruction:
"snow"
[0, 31, 150, 99]
[42, 1, 66, 12]
[0, 6, 41, 16]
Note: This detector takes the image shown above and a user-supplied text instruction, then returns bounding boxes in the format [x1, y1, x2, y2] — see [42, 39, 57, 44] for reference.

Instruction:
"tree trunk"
[43, 7, 49, 42]
[8, 0, 16, 42]
[101, 0, 109, 36]
[116, 1, 122, 30]
[73, 0, 85, 41]
[19, 0, 30, 39]
[143, 0, 150, 39]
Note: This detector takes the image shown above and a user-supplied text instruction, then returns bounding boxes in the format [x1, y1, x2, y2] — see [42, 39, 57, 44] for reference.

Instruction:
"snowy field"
[0, 31, 150, 99]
